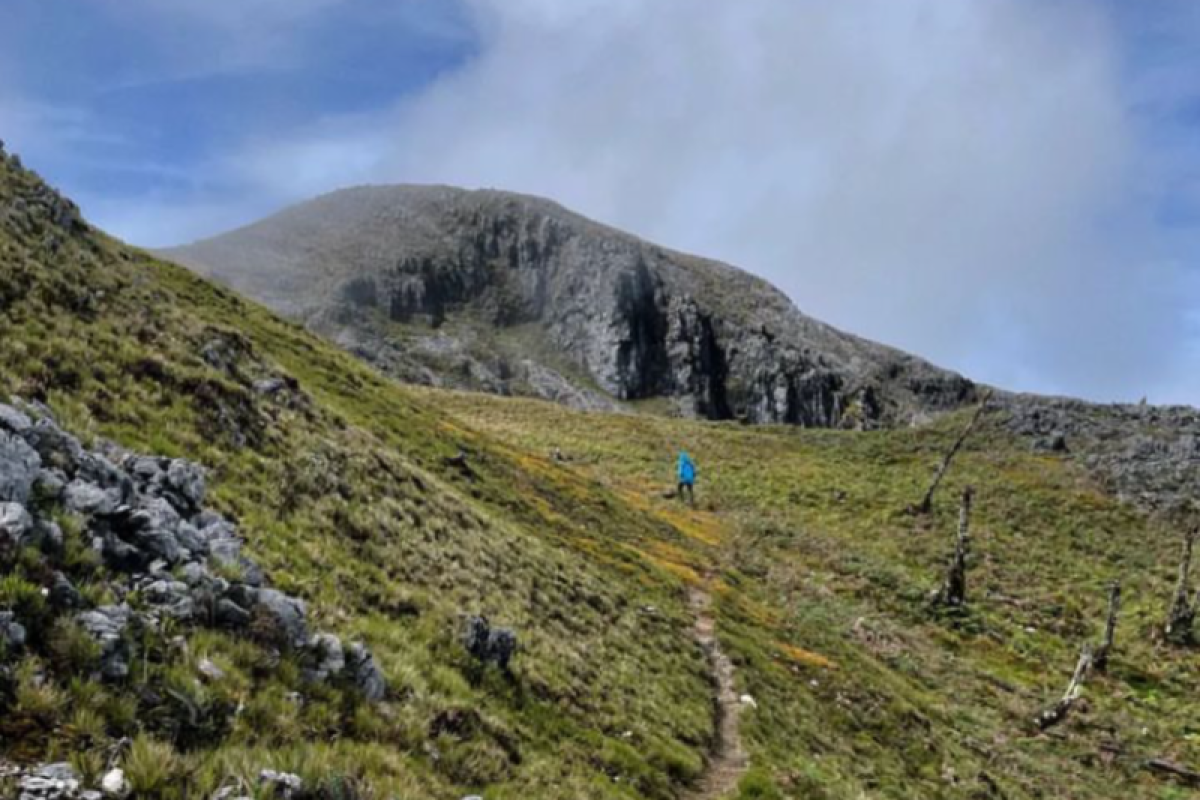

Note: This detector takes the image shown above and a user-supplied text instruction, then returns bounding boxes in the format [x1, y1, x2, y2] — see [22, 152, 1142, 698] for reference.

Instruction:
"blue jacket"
[677, 452, 696, 484]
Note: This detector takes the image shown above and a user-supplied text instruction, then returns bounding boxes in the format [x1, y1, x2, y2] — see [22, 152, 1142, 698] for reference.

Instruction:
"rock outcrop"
[0, 397, 386, 701]
[163, 186, 978, 428]
[1000, 394, 1200, 511]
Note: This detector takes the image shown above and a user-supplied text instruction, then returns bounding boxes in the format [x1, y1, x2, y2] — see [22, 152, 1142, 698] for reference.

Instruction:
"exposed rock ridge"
[162, 186, 979, 427]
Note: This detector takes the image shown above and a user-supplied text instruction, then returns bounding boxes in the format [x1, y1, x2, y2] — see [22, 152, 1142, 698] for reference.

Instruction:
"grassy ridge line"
[431, 388, 1200, 799]
[1, 152, 719, 798]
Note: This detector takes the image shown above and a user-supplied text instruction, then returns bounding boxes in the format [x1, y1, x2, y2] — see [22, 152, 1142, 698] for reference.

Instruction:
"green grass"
[0, 153, 711, 799]
[433, 389, 1200, 799]
[3, 150, 1200, 799]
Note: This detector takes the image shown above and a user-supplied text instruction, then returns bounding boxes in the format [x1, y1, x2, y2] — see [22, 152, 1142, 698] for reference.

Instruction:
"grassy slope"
[0, 155, 714, 798]
[5, 151, 1200, 799]
[432, 389, 1200, 799]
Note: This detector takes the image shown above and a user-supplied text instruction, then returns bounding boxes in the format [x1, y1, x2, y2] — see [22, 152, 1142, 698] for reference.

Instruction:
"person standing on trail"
[677, 450, 697, 505]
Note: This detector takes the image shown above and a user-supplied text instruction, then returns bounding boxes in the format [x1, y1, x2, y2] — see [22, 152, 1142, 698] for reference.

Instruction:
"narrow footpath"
[683, 586, 749, 800]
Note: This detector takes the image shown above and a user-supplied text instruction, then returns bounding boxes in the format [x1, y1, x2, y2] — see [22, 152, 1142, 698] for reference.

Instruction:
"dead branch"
[1164, 528, 1197, 645]
[1036, 645, 1093, 731]
[1093, 580, 1121, 672]
[931, 486, 973, 608]
[914, 389, 993, 515]
[1145, 758, 1200, 787]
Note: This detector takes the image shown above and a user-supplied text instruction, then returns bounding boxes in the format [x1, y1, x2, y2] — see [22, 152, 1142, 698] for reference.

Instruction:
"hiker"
[677, 450, 697, 505]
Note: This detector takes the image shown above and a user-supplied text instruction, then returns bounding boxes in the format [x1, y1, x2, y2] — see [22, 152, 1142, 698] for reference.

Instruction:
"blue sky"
[3, 0, 1200, 404]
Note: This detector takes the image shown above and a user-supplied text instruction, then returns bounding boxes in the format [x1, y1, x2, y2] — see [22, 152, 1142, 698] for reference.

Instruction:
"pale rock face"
[162, 186, 978, 428]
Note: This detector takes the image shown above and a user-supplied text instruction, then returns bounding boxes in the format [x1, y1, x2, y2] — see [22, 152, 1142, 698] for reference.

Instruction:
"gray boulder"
[0, 610, 27, 654]
[63, 480, 120, 516]
[253, 589, 308, 650]
[345, 641, 387, 701]
[164, 459, 206, 512]
[0, 401, 32, 434]
[76, 605, 132, 680]
[0, 501, 32, 547]
[258, 770, 303, 799]
[0, 432, 40, 504]
[49, 572, 84, 610]
[18, 762, 80, 800]
[304, 633, 345, 683]
[141, 579, 195, 621]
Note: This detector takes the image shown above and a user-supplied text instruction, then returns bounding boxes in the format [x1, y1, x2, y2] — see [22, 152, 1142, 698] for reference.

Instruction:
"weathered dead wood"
[1092, 580, 1121, 672]
[1145, 758, 1200, 787]
[1164, 528, 1197, 645]
[1036, 645, 1093, 730]
[913, 390, 993, 515]
[931, 486, 973, 608]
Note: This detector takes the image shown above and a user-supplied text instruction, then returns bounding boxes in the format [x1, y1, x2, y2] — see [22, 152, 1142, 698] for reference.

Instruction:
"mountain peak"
[163, 184, 978, 427]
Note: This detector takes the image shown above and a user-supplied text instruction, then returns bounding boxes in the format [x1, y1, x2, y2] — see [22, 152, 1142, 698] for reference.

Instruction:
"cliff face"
[163, 186, 978, 427]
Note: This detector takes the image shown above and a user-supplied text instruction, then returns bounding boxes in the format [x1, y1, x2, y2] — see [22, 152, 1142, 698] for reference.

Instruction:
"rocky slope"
[1, 399, 385, 799]
[163, 187, 979, 427]
[0, 143, 717, 798]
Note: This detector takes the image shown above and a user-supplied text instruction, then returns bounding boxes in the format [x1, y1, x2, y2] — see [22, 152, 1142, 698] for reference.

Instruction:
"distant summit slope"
[163, 186, 978, 427]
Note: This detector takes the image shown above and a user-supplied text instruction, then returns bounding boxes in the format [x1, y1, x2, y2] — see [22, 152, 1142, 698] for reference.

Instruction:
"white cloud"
[113, 2, 1200, 403]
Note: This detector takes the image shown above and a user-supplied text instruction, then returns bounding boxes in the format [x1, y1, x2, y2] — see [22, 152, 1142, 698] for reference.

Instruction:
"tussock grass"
[435, 389, 1200, 799]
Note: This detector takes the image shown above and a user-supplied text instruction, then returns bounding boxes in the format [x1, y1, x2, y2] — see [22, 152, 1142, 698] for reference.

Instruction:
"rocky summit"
[163, 186, 979, 428]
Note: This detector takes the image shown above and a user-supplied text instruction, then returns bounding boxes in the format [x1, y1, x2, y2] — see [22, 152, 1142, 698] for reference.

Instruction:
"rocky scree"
[0, 397, 387, 750]
[1001, 394, 1200, 511]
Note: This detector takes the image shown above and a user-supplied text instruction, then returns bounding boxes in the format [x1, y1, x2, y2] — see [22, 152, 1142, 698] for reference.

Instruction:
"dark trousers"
[677, 481, 695, 504]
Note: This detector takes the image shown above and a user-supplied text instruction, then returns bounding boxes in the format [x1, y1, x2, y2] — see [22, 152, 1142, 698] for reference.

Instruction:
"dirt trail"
[683, 585, 749, 800]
